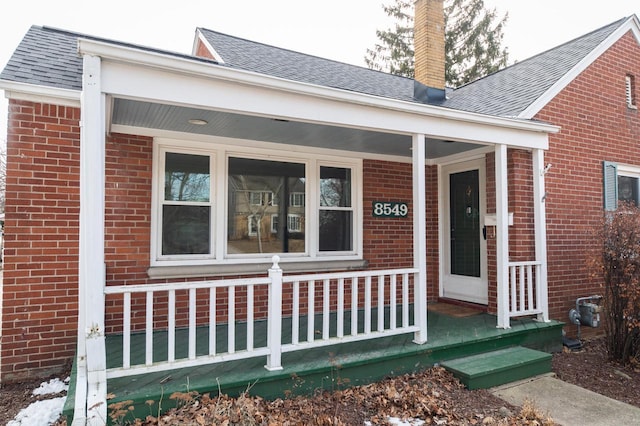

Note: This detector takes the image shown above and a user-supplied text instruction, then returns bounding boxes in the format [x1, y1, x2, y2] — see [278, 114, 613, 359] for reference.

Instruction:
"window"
[626, 74, 637, 109]
[290, 192, 305, 207]
[153, 140, 361, 265]
[228, 157, 306, 254]
[319, 166, 353, 251]
[603, 161, 640, 210]
[161, 152, 212, 256]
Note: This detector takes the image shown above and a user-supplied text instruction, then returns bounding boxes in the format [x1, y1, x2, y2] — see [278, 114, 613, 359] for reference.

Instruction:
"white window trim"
[151, 137, 363, 267]
[150, 145, 216, 263]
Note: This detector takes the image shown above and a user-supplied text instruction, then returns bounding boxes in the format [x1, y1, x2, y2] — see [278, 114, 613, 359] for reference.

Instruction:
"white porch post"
[76, 54, 107, 425]
[265, 256, 284, 371]
[495, 144, 510, 328]
[533, 149, 550, 322]
[412, 134, 428, 343]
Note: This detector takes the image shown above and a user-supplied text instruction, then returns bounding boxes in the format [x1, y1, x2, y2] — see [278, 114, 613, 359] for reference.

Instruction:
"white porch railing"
[507, 261, 545, 319]
[103, 257, 419, 379]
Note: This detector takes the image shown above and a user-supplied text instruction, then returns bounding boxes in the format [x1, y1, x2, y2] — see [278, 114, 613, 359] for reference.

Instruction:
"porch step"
[440, 346, 551, 390]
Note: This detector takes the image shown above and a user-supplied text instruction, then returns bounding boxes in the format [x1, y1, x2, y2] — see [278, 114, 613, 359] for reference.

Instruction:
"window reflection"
[227, 158, 306, 254]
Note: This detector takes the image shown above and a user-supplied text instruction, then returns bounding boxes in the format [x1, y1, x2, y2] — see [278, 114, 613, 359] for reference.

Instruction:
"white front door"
[442, 159, 488, 304]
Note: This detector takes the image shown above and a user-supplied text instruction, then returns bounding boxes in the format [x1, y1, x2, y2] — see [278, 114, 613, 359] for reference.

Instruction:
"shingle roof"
[197, 28, 416, 102]
[0, 25, 218, 92]
[0, 18, 633, 118]
[441, 18, 628, 117]
[0, 26, 84, 91]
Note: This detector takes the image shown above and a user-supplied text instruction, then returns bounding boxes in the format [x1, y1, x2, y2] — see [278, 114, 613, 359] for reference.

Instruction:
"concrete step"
[441, 346, 552, 390]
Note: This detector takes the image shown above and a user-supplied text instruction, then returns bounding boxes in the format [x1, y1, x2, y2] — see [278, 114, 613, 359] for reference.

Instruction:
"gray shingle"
[198, 28, 416, 103]
[442, 18, 628, 117]
[0, 26, 83, 90]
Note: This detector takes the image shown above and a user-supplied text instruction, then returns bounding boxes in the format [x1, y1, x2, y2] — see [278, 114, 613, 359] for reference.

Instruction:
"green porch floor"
[64, 310, 562, 423]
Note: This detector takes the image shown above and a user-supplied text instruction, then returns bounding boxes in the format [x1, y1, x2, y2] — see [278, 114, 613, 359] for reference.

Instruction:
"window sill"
[147, 259, 369, 280]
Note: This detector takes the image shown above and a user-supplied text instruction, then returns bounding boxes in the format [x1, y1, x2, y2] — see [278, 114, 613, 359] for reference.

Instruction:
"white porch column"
[76, 54, 107, 425]
[412, 134, 428, 343]
[533, 149, 550, 322]
[495, 144, 510, 328]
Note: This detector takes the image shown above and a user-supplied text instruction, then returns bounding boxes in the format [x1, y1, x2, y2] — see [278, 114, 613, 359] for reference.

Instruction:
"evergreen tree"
[365, 0, 509, 87]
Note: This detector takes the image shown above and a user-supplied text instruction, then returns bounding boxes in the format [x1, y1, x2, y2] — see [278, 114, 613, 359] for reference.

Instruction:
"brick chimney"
[413, 0, 446, 102]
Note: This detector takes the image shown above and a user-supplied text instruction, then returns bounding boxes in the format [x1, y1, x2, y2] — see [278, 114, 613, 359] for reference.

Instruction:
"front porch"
[64, 305, 562, 423]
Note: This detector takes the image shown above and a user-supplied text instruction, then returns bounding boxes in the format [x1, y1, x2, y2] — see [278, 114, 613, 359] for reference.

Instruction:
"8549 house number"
[372, 201, 409, 218]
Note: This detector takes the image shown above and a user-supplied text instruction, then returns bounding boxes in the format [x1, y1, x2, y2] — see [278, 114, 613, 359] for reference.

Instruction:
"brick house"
[1, 0, 637, 423]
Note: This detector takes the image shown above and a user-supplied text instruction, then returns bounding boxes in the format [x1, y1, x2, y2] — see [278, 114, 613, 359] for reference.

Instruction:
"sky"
[1, 0, 639, 141]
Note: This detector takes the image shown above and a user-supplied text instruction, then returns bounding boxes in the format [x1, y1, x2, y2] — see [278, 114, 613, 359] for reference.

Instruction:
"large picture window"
[228, 157, 306, 255]
[153, 140, 361, 266]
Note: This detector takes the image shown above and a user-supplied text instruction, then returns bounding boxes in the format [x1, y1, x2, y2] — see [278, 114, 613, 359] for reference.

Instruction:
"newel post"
[265, 255, 284, 371]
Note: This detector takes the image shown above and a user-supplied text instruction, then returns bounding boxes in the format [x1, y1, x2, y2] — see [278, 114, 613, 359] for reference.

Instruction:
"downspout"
[533, 149, 550, 322]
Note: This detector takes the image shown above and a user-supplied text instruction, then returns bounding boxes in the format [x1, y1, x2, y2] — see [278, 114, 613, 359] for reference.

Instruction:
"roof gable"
[443, 17, 639, 118]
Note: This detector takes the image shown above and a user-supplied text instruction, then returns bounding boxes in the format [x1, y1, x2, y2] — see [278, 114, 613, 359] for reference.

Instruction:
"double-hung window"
[152, 140, 361, 266]
[160, 151, 213, 257]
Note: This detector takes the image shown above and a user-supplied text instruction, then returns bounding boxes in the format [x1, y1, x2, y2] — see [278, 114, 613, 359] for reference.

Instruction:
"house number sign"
[372, 201, 409, 218]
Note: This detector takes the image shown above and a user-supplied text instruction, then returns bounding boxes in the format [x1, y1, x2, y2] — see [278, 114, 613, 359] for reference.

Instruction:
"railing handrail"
[282, 267, 418, 283]
[507, 260, 542, 267]
[104, 276, 271, 294]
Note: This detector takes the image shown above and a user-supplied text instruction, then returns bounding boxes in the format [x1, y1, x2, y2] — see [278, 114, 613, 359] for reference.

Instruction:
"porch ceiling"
[111, 98, 482, 159]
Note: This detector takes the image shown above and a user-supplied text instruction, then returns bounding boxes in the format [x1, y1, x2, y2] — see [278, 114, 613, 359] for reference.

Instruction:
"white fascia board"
[520, 16, 640, 119]
[78, 38, 557, 149]
[0, 79, 81, 106]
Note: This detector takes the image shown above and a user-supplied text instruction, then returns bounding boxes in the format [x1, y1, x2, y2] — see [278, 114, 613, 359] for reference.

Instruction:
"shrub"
[590, 202, 640, 365]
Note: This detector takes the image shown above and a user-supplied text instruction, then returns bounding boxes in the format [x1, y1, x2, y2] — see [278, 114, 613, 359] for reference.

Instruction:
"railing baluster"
[510, 266, 517, 313]
[390, 274, 397, 330]
[292, 281, 300, 345]
[365, 276, 372, 334]
[189, 288, 196, 360]
[228, 286, 235, 354]
[323, 279, 330, 340]
[402, 273, 409, 328]
[247, 284, 254, 351]
[308, 280, 315, 343]
[377, 275, 385, 332]
[351, 277, 358, 336]
[146, 291, 153, 365]
[168, 290, 175, 363]
[519, 265, 526, 314]
[123, 292, 131, 369]
[527, 265, 534, 311]
[209, 287, 216, 355]
[337, 278, 344, 338]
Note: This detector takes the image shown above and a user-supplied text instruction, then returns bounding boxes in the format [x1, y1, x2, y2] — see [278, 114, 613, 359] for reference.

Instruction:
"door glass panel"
[450, 170, 480, 277]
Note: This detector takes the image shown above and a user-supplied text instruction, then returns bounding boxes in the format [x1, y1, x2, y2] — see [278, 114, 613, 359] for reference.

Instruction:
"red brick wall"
[1, 100, 81, 382]
[535, 31, 640, 324]
[2, 105, 438, 379]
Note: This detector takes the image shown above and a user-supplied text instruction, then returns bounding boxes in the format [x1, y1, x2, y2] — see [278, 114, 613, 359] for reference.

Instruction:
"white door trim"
[438, 158, 488, 304]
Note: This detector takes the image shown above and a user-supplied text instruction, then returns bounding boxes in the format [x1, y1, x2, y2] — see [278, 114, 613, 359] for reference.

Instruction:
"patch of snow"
[7, 396, 66, 426]
[32, 377, 70, 396]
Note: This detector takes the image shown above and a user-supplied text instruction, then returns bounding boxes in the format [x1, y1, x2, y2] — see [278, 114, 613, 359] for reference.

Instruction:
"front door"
[442, 159, 487, 304]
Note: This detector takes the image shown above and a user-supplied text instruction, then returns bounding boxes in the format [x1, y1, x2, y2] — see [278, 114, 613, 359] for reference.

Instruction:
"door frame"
[438, 157, 488, 304]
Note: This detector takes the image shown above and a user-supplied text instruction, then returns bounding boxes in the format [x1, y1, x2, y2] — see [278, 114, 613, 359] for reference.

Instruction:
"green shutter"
[603, 161, 618, 210]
